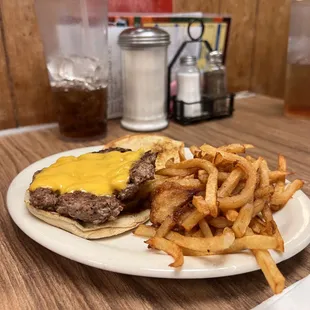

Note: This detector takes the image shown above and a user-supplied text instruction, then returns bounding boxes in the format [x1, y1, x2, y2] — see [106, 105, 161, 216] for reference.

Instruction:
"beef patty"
[29, 148, 157, 224]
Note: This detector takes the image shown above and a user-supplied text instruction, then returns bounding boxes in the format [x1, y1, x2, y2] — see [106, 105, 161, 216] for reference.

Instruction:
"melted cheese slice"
[30, 150, 144, 196]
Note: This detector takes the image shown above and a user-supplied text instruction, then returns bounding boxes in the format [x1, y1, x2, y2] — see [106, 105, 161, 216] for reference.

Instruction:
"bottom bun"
[25, 192, 149, 239]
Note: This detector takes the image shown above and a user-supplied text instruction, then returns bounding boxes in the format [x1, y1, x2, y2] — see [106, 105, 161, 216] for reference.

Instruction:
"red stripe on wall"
[109, 0, 173, 12]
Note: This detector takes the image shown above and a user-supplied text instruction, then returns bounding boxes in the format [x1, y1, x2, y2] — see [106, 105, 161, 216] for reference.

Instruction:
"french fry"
[155, 216, 176, 237]
[134, 143, 303, 295]
[253, 198, 266, 217]
[224, 210, 239, 222]
[134, 225, 156, 238]
[165, 158, 175, 168]
[271, 155, 287, 207]
[192, 195, 210, 215]
[218, 172, 230, 182]
[214, 154, 236, 173]
[179, 149, 187, 162]
[273, 225, 285, 253]
[270, 204, 282, 212]
[253, 213, 275, 236]
[269, 171, 289, 183]
[232, 203, 254, 237]
[197, 170, 209, 184]
[218, 143, 254, 153]
[259, 159, 270, 188]
[184, 174, 195, 179]
[252, 157, 264, 172]
[209, 216, 233, 228]
[262, 222, 275, 236]
[156, 167, 198, 177]
[145, 237, 184, 267]
[231, 181, 245, 195]
[173, 203, 194, 224]
[189, 145, 202, 158]
[250, 217, 266, 234]
[218, 167, 243, 198]
[278, 154, 287, 171]
[166, 227, 235, 252]
[271, 179, 304, 205]
[246, 155, 256, 163]
[216, 152, 257, 210]
[177, 211, 195, 226]
[255, 185, 274, 199]
[224, 235, 278, 253]
[182, 248, 214, 256]
[191, 229, 204, 237]
[213, 152, 226, 166]
[170, 178, 205, 188]
[198, 171, 230, 184]
[198, 219, 213, 237]
[245, 228, 285, 294]
[181, 209, 206, 231]
[170, 159, 219, 217]
[262, 205, 273, 223]
[252, 249, 285, 294]
[200, 144, 217, 159]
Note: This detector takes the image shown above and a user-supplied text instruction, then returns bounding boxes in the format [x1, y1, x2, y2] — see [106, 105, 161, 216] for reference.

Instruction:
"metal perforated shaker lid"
[118, 27, 170, 48]
[180, 55, 197, 66]
[207, 51, 223, 64]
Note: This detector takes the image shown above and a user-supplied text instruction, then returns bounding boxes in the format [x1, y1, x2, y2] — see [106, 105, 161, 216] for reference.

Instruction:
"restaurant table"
[1, 95, 310, 310]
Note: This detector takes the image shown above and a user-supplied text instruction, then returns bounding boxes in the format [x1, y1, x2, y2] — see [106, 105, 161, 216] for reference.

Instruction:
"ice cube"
[47, 56, 103, 84]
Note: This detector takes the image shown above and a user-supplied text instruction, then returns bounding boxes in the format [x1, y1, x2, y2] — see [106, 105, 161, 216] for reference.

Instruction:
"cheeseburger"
[25, 135, 184, 239]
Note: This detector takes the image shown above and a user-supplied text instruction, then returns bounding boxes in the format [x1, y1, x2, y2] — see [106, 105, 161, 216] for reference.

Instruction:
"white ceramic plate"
[7, 146, 310, 278]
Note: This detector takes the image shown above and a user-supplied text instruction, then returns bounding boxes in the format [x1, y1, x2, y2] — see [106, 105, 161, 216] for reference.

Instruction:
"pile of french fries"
[134, 143, 304, 294]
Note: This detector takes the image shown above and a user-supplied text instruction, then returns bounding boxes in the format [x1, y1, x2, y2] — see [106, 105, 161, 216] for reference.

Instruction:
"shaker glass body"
[176, 58, 201, 118]
[121, 47, 168, 131]
[284, 0, 310, 118]
[202, 51, 228, 115]
[118, 27, 170, 132]
[35, 0, 108, 138]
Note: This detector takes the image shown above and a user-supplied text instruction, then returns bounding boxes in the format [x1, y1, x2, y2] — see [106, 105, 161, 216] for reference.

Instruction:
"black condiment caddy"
[173, 94, 235, 125]
[167, 19, 235, 125]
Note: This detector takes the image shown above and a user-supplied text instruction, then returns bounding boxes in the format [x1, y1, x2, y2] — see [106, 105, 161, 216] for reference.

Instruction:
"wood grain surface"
[0, 16, 16, 129]
[251, 0, 291, 98]
[0, 96, 310, 310]
[219, 0, 258, 93]
[173, 0, 220, 13]
[0, 0, 55, 126]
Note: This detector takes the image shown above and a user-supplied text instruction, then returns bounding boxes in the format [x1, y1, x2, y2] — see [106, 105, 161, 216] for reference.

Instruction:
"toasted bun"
[25, 191, 149, 239]
[105, 134, 184, 170]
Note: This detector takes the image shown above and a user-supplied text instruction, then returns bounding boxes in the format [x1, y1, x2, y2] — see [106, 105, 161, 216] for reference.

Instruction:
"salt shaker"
[118, 27, 170, 131]
[176, 56, 201, 118]
[202, 51, 228, 115]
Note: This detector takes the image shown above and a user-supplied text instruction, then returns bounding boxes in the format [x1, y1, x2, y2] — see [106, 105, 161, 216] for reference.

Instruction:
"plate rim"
[6, 145, 310, 279]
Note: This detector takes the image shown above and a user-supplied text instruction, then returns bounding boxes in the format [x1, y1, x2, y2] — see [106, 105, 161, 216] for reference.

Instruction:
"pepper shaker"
[202, 51, 228, 115]
[118, 27, 170, 131]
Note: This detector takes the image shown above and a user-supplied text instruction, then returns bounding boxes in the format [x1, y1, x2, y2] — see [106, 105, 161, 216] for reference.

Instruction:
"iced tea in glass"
[284, 0, 310, 119]
[35, 0, 108, 138]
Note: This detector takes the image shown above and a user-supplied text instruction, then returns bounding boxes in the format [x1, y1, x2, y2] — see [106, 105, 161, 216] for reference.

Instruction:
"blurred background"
[0, 0, 290, 130]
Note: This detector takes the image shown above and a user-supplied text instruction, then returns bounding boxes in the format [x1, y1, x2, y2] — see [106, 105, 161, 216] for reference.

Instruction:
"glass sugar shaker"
[202, 51, 228, 115]
[176, 55, 201, 118]
[118, 27, 170, 131]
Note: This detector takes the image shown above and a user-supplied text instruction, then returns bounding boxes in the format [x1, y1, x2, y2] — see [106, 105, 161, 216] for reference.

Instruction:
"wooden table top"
[1, 95, 310, 310]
